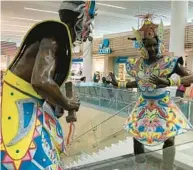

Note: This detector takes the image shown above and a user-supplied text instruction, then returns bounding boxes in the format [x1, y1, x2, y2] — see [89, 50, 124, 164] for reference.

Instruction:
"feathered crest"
[74, 0, 97, 42]
[128, 13, 166, 58]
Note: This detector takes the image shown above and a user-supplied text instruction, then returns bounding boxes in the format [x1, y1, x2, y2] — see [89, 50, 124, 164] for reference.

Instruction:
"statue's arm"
[31, 38, 79, 111]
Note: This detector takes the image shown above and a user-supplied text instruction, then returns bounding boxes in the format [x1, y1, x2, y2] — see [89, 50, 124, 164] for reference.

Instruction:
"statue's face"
[143, 37, 159, 60]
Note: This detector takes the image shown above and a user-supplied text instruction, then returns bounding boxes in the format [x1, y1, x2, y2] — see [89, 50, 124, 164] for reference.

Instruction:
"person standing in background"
[171, 73, 186, 98]
[176, 84, 186, 97]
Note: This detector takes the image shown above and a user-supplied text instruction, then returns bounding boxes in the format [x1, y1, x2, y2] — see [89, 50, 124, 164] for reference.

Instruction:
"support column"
[169, 1, 188, 56]
[83, 39, 93, 82]
[186, 51, 193, 72]
[103, 57, 109, 77]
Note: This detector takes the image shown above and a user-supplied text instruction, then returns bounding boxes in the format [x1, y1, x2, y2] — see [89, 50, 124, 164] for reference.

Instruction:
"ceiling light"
[2, 24, 30, 28]
[10, 17, 42, 22]
[2, 34, 24, 37]
[93, 36, 103, 39]
[98, 30, 114, 33]
[97, 2, 126, 10]
[24, 7, 58, 14]
[2, 29, 27, 33]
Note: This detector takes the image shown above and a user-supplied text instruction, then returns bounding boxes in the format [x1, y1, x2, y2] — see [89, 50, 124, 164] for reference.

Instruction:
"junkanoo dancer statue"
[0, 1, 96, 169]
[110, 14, 193, 170]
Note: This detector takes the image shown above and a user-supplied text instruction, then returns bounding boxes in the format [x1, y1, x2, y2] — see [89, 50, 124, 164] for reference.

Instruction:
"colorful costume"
[0, 21, 70, 170]
[1, 1, 96, 169]
[1, 0, 96, 169]
[124, 15, 192, 146]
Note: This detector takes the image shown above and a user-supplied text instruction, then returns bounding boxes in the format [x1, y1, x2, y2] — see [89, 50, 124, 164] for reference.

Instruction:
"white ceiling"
[1, 1, 193, 46]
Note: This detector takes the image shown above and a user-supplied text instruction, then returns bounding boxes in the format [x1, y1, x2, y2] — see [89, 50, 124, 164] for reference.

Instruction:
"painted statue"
[0, 1, 96, 170]
[110, 14, 193, 170]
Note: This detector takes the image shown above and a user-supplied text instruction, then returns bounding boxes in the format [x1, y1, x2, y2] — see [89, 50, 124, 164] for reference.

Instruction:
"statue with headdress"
[110, 13, 193, 169]
[0, 1, 96, 169]
[128, 13, 165, 59]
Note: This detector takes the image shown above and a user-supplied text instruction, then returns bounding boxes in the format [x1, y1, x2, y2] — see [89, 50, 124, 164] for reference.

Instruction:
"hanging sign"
[98, 39, 112, 54]
[116, 56, 128, 63]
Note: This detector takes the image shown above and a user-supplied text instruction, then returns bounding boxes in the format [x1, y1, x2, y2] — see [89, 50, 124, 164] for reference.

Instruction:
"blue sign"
[116, 56, 128, 63]
[98, 39, 112, 54]
[72, 58, 83, 63]
[133, 40, 140, 49]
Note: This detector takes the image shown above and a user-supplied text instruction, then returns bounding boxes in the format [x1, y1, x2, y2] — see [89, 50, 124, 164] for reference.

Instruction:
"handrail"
[92, 129, 124, 147]
[69, 102, 136, 144]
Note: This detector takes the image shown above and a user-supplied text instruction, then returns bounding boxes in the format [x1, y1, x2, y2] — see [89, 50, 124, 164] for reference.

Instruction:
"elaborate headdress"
[59, 0, 96, 42]
[129, 13, 165, 59]
[75, 0, 96, 42]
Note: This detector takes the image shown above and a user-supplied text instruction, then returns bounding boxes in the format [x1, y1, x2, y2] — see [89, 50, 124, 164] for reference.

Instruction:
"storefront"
[93, 36, 139, 80]
[113, 56, 129, 81]
[92, 24, 193, 81]
[1, 41, 18, 74]
[70, 58, 83, 80]
[92, 38, 113, 79]
[93, 57, 105, 78]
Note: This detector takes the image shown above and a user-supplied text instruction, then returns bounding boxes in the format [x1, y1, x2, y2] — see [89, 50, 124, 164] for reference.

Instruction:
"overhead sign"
[116, 56, 128, 63]
[72, 58, 83, 63]
[98, 39, 112, 54]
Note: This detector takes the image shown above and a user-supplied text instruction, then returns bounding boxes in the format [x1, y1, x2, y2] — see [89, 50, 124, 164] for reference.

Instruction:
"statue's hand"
[65, 95, 79, 123]
[149, 74, 169, 87]
[68, 95, 80, 112]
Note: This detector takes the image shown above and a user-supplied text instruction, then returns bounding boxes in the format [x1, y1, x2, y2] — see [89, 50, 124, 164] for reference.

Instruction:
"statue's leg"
[163, 137, 175, 170]
[133, 138, 146, 163]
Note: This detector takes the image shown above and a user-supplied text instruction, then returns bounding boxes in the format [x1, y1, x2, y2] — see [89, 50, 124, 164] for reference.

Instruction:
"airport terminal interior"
[1, 1, 193, 170]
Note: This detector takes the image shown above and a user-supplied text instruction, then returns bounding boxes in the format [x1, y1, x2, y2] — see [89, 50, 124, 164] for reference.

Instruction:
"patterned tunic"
[124, 56, 192, 146]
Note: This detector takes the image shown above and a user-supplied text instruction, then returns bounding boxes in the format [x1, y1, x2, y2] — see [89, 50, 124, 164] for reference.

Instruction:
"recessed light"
[2, 29, 27, 33]
[2, 33, 24, 37]
[2, 24, 30, 28]
[24, 7, 58, 14]
[10, 17, 41, 22]
[97, 2, 126, 10]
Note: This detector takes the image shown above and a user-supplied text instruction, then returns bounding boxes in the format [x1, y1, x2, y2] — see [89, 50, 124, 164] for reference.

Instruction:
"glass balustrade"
[63, 141, 193, 170]
[74, 84, 192, 118]
[74, 83, 139, 114]
[60, 83, 193, 168]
